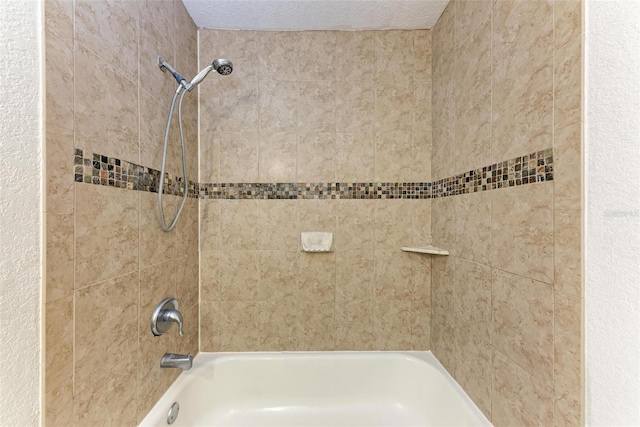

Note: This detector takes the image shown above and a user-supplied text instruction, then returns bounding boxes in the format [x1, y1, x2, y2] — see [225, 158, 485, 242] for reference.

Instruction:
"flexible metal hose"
[158, 88, 189, 232]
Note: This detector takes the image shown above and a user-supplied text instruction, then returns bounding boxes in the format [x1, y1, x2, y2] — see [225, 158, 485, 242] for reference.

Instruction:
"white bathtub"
[140, 351, 491, 427]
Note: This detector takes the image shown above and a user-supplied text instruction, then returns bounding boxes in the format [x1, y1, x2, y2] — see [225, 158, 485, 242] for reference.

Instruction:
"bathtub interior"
[140, 351, 491, 427]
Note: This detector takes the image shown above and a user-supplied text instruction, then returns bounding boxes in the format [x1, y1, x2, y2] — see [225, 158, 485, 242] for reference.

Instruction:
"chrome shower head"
[212, 59, 233, 75]
[187, 59, 233, 90]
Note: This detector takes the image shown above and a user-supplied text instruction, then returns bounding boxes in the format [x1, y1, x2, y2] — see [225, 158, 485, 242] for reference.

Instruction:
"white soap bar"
[301, 232, 333, 252]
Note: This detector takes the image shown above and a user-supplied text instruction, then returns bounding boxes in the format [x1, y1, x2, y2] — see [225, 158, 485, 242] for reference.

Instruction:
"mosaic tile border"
[198, 182, 432, 199]
[431, 148, 554, 198]
[74, 149, 199, 198]
[73, 148, 552, 200]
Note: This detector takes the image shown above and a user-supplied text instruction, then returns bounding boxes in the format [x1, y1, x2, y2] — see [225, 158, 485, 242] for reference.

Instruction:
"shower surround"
[41, 0, 583, 426]
[430, 0, 582, 425]
[197, 29, 434, 352]
[43, 0, 199, 424]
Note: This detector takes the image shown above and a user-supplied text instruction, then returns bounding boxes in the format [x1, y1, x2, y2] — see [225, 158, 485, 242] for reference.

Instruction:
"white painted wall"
[585, 0, 640, 425]
[0, 0, 42, 426]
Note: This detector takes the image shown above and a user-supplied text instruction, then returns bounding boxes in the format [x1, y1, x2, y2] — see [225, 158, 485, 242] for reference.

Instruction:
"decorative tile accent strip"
[198, 182, 432, 199]
[73, 148, 552, 200]
[73, 149, 199, 198]
[431, 148, 554, 198]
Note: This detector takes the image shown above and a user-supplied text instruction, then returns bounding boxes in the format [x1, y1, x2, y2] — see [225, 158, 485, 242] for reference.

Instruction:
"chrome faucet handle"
[159, 308, 184, 336]
[151, 297, 185, 336]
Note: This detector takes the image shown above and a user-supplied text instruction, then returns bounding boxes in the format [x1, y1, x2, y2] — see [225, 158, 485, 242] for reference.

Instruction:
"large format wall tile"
[74, 46, 139, 163]
[431, 2, 455, 181]
[45, 34, 73, 131]
[491, 183, 554, 284]
[176, 251, 200, 310]
[374, 200, 413, 250]
[138, 89, 173, 174]
[373, 300, 412, 350]
[492, 349, 554, 427]
[554, 291, 582, 387]
[431, 196, 456, 256]
[492, 269, 554, 386]
[219, 200, 260, 249]
[335, 132, 374, 181]
[374, 250, 413, 300]
[554, 123, 582, 211]
[297, 252, 336, 302]
[200, 30, 259, 81]
[259, 300, 298, 351]
[299, 32, 336, 81]
[45, 0, 73, 41]
[336, 200, 375, 251]
[74, 271, 139, 398]
[259, 32, 300, 81]
[200, 301, 219, 351]
[297, 300, 335, 350]
[139, 192, 177, 269]
[297, 81, 336, 131]
[45, 296, 73, 395]
[218, 301, 260, 351]
[259, 251, 298, 301]
[554, 209, 582, 298]
[201, 78, 259, 132]
[335, 300, 373, 350]
[74, 184, 139, 288]
[492, 0, 553, 161]
[258, 200, 299, 250]
[259, 80, 298, 132]
[431, 257, 455, 373]
[335, 31, 375, 81]
[336, 81, 374, 132]
[455, 1, 491, 172]
[45, 124, 74, 214]
[259, 132, 297, 182]
[216, 132, 260, 182]
[75, 0, 138, 78]
[176, 197, 199, 255]
[219, 250, 260, 301]
[139, 18, 175, 102]
[374, 131, 414, 182]
[554, 0, 582, 129]
[46, 213, 74, 303]
[336, 250, 374, 301]
[297, 133, 336, 181]
[455, 191, 491, 265]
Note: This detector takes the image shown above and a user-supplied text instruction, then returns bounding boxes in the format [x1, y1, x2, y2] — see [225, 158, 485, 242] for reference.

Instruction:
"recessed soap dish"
[301, 231, 333, 252]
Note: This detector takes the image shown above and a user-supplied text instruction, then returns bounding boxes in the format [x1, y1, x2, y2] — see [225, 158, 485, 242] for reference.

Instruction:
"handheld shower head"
[212, 59, 233, 76]
[186, 59, 233, 91]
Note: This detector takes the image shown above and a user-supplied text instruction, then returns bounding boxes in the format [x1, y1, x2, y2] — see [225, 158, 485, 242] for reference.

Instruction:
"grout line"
[489, 0, 494, 417]
[71, 0, 77, 407]
[551, 4, 558, 425]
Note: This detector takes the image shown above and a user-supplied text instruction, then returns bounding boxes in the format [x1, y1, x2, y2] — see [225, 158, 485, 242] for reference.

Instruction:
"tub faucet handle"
[159, 307, 184, 336]
[151, 297, 185, 336]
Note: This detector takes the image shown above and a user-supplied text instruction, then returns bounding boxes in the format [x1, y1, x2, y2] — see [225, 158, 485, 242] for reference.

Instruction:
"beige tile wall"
[431, 0, 583, 425]
[43, 0, 199, 424]
[198, 29, 433, 351]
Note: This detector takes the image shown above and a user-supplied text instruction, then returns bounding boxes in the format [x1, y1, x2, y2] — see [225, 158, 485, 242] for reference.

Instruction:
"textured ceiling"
[182, 0, 450, 31]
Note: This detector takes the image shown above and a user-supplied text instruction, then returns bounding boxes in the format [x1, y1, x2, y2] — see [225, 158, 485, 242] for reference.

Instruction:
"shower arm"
[157, 56, 190, 91]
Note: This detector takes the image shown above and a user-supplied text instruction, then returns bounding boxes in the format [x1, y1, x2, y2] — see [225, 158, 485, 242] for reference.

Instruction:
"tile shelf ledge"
[400, 245, 449, 256]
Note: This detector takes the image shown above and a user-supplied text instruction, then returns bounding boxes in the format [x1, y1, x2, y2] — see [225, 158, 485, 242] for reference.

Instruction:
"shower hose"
[158, 88, 189, 232]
